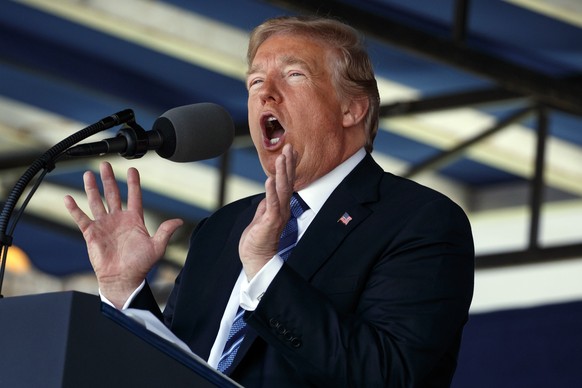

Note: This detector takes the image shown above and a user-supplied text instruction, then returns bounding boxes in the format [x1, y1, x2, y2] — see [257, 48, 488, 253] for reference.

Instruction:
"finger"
[63, 195, 92, 232]
[100, 162, 122, 213]
[264, 176, 280, 215]
[257, 197, 268, 216]
[152, 218, 184, 255]
[250, 197, 268, 225]
[126, 167, 144, 220]
[284, 144, 297, 189]
[274, 149, 293, 213]
[84, 169, 107, 218]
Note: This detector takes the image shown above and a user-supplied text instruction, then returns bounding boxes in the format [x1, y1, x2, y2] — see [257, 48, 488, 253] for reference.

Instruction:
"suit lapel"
[287, 191, 369, 279]
[288, 153, 382, 280]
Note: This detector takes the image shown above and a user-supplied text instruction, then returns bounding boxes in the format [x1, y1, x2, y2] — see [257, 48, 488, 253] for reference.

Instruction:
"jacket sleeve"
[128, 281, 164, 321]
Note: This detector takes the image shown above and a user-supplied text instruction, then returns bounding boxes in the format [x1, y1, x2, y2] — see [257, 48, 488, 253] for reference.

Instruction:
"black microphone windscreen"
[154, 103, 234, 162]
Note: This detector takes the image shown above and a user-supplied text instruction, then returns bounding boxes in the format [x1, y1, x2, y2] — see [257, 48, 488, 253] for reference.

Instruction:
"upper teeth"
[267, 116, 277, 121]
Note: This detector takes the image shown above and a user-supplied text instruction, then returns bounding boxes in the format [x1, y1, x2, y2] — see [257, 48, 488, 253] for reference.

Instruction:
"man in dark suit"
[65, 16, 474, 387]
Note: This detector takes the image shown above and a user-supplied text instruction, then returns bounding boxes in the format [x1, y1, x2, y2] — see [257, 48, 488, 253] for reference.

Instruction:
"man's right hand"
[64, 161, 183, 308]
[238, 144, 297, 281]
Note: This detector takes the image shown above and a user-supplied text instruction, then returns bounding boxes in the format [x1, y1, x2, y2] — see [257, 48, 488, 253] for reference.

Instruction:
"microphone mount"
[117, 121, 152, 159]
[65, 120, 163, 160]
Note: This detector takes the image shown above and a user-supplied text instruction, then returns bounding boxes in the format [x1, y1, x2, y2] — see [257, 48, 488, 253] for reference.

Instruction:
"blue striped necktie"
[217, 193, 308, 374]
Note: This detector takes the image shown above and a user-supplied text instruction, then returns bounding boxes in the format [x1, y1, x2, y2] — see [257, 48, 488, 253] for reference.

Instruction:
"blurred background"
[1, 1, 581, 386]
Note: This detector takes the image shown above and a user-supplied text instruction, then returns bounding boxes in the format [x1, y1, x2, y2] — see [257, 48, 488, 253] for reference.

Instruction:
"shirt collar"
[298, 148, 366, 215]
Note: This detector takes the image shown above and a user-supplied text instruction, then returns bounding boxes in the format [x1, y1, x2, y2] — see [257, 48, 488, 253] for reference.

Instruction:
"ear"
[342, 97, 369, 128]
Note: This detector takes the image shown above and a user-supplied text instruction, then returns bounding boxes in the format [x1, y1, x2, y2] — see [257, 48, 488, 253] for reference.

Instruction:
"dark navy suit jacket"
[133, 154, 475, 387]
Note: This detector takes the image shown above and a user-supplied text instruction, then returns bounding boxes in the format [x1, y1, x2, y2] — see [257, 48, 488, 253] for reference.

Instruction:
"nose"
[258, 77, 281, 105]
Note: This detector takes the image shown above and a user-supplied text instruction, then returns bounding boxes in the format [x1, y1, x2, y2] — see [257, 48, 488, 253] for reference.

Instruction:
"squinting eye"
[248, 79, 263, 88]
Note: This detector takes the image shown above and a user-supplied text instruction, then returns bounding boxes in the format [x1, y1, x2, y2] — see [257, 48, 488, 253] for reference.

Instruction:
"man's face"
[247, 33, 359, 190]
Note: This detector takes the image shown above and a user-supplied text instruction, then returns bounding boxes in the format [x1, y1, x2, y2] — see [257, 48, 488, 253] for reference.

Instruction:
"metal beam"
[265, 0, 582, 116]
[476, 243, 582, 269]
[403, 106, 534, 178]
[528, 106, 549, 250]
[379, 88, 523, 117]
[452, 0, 470, 44]
[0, 151, 43, 171]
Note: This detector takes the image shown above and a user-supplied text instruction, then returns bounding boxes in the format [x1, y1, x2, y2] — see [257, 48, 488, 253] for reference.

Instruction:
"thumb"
[152, 218, 184, 253]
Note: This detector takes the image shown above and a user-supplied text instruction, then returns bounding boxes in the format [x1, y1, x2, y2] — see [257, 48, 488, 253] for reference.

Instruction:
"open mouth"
[263, 115, 285, 146]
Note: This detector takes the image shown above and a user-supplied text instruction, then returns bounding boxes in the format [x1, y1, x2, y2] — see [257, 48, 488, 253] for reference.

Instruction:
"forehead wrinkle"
[279, 54, 311, 70]
[247, 53, 314, 77]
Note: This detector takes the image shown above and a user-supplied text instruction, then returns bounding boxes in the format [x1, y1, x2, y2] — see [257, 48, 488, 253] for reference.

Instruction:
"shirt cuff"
[99, 280, 146, 310]
[240, 256, 284, 311]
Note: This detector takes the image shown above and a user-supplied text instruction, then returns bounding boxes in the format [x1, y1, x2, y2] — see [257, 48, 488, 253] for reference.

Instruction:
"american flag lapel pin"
[338, 212, 352, 225]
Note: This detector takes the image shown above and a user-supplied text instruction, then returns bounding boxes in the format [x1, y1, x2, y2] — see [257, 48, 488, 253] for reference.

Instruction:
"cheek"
[248, 107, 263, 144]
[299, 125, 345, 171]
[249, 126, 261, 147]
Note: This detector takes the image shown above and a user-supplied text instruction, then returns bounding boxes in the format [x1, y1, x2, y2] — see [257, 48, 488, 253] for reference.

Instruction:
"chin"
[257, 156, 277, 178]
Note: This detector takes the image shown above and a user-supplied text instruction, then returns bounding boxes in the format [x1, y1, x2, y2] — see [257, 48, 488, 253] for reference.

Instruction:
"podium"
[0, 291, 241, 388]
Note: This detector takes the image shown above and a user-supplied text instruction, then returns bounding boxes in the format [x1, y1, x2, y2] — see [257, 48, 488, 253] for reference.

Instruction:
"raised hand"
[239, 144, 297, 280]
[64, 162, 183, 308]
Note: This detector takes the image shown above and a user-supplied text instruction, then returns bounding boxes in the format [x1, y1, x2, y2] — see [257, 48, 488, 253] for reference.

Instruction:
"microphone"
[65, 103, 234, 162]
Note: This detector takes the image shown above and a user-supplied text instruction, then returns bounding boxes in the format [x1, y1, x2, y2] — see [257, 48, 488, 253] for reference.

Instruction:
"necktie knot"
[290, 193, 308, 219]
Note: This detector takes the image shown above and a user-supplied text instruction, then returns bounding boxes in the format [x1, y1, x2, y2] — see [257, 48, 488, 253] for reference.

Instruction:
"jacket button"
[290, 337, 302, 348]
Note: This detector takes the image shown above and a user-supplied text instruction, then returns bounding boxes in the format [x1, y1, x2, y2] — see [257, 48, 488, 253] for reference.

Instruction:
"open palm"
[64, 162, 182, 307]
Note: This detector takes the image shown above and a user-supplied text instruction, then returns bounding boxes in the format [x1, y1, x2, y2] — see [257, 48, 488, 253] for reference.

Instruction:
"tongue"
[271, 127, 285, 139]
